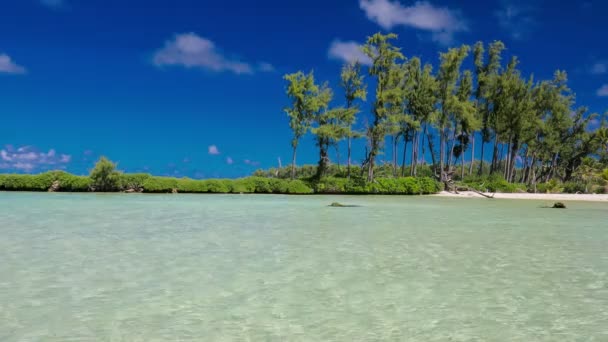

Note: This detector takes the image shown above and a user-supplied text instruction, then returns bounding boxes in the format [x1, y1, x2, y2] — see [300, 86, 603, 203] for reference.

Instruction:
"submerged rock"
[552, 202, 567, 209]
[329, 202, 359, 207]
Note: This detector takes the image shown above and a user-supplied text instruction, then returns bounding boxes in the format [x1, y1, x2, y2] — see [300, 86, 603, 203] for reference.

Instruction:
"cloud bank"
[0, 145, 71, 172]
[359, 0, 467, 45]
[153, 33, 273, 75]
[328, 40, 373, 66]
[0, 54, 26, 74]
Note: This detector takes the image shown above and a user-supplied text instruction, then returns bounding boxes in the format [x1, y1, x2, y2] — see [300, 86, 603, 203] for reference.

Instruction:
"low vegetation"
[0, 157, 440, 195]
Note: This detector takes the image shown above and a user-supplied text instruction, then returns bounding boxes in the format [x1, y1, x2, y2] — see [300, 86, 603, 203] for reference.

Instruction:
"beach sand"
[433, 191, 608, 202]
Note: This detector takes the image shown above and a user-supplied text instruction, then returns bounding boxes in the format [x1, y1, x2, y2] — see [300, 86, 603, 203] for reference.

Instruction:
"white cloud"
[591, 62, 607, 75]
[208, 145, 220, 155]
[244, 159, 260, 166]
[495, 1, 536, 40]
[0, 146, 71, 172]
[359, 0, 467, 44]
[0, 54, 26, 74]
[153, 33, 273, 75]
[226, 157, 234, 165]
[597, 84, 608, 97]
[328, 40, 373, 66]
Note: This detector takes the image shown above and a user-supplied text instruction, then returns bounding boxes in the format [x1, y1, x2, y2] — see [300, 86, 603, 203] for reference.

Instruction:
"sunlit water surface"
[1, 192, 607, 341]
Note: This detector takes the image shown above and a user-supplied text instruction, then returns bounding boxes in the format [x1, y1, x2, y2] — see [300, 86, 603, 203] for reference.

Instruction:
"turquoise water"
[1, 192, 607, 341]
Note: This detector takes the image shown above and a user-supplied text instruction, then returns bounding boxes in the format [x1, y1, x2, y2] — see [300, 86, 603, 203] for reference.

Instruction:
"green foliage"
[535, 179, 563, 194]
[141, 176, 178, 193]
[314, 176, 440, 194]
[119, 173, 151, 190]
[562, 181, 587, 194]
[89, 157, 121, 192]
[462, 174, 527, 193]
[0, 171, 90, 192]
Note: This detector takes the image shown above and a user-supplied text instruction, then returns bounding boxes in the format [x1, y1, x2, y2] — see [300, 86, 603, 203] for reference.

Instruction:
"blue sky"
[1, 0, 607, 177]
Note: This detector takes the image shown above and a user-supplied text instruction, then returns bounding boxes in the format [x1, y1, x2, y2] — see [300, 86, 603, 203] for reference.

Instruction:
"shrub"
[176, 178, 208, 193]
[284, 179, 313, 194]
[204, 179, 230, 193]
[119, 173, 151, 191]
[315, 176, 440, 195]
[142, 176, 178, 193]
[0, 174, 53, 191]
[562, 181, 587, 194]
[90, 157, 121, 192]
[463, 174, 526, 193]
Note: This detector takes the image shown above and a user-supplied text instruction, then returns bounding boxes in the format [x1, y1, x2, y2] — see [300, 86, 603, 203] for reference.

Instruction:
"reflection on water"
[1, 193, 607, 341]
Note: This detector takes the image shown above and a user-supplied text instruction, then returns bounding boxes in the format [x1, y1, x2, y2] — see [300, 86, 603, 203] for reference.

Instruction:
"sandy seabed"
[433, 191, 608, 202]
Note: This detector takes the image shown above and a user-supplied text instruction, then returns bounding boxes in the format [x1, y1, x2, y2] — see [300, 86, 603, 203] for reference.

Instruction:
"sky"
[1, 0, 607, 178]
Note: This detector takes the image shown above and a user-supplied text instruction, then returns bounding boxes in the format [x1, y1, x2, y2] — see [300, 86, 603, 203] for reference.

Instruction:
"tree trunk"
[291, 146, 297, 179]
[461, 148, 465, 180]
[428, 131, 437, 167]
[421, 124, 428, 166]
[448, 124, 457, 168]
[490, 135, 499, 175]
[469, 134, 475, 176]
[335, 144, 341, 170]
[478, 139, 486, 176]
[316, 140, 329, 179]
[347, 136, 352, 179]
[402, 136, 408, 177]
[410, 131, 419, 177]
[392, 135, 398, 176]
[439, 127, 446, 181]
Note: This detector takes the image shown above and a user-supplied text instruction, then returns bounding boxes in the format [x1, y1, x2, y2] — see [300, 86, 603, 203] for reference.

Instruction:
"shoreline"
[433, 191, 608, 202]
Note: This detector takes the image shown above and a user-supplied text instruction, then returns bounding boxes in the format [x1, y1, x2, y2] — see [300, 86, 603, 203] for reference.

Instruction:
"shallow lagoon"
[1, 192, 607, 341]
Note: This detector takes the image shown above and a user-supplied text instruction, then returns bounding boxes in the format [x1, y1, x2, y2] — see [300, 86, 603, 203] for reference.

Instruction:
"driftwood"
[439, 167, 495, 199]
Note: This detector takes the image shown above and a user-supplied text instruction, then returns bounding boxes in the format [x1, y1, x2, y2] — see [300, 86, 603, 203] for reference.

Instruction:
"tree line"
[283, 32, 608, 189]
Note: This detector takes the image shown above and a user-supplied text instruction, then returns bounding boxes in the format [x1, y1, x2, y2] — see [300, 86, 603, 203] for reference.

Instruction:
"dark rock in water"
[552, 202, 566, 209]
[329, 202, 359, 207]
[48, 180, 60, 192]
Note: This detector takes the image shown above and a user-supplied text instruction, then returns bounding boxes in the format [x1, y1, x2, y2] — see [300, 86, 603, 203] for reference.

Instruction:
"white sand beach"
[434, 191, 608, 202]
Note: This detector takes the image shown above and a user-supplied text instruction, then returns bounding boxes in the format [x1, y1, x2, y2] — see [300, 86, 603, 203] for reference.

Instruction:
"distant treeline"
[0, 157, 441, 195]
[283, 33, 608, 188]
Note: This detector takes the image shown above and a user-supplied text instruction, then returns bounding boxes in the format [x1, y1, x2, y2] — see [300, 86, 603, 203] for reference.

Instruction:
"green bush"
[284, 179, 313, 194]
[463, 174, 527, 193]
[204, 179, 230, 193]
[90, 157, 121, 192]
[562, 181, 587, 194]
[53, 171, 91, 191]
[142, 176, 178, 193]
[0, 171, 91, 192]
[535, 179, 563, 194]
[0, 174, 53, 191]
[119, 173, 151, 190]
[314, 176, 440, 195]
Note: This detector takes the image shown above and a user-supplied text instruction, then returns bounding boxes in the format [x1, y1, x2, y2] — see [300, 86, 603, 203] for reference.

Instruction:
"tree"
[308, 82, 337, 178]
[473, 41, 506, 176]
[90, 156, 121, 191]
[284, 71, 319, 179]
[362, 32, 404, 182]
[340, 62, 367, 178]
[436, 45, 470, 182]
[452, 70, 479, 179]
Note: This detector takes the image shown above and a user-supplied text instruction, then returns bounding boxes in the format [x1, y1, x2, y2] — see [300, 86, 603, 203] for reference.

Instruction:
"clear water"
[1, 192, 607, 341]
